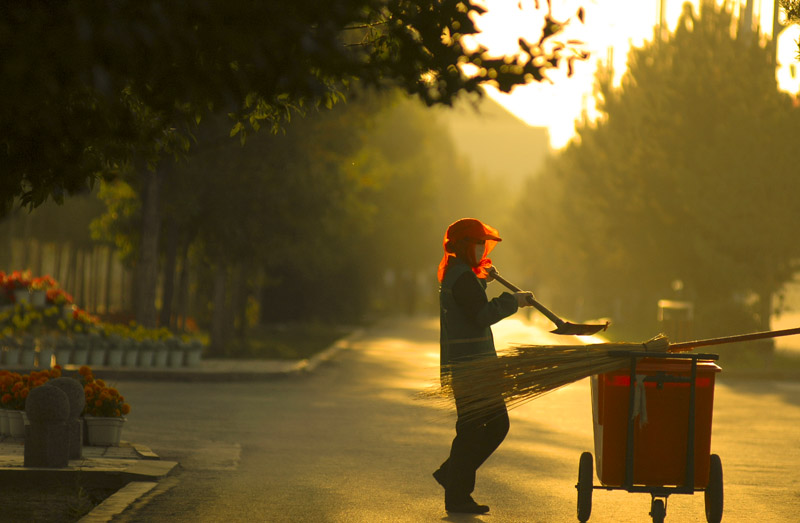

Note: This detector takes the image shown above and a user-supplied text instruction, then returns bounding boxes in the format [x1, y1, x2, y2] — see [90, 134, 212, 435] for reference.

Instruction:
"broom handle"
[668, 326, 800, 352]
[488, 268, 566, 328]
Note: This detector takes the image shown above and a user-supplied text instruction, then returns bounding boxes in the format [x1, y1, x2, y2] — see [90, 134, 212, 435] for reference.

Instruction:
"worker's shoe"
[445, 497, 490, 514]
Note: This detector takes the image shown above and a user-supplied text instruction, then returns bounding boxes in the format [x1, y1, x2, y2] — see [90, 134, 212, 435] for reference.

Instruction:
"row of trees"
[510, 3, 800, 341]
[1, 1, 589, 333]
[11, 92, 489, 354]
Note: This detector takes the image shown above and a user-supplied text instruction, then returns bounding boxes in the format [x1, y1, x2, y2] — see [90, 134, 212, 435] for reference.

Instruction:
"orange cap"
[437, 218, 501, 282]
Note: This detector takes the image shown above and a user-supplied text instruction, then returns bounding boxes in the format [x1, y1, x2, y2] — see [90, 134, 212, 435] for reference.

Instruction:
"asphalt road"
[113, 316, 800, 522]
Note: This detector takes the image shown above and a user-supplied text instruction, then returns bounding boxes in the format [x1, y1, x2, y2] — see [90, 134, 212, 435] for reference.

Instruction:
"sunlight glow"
[473, 1, 797, 150]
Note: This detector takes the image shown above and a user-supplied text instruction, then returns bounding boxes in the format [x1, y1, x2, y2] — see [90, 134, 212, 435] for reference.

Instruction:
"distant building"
[434, 93, 551, 189]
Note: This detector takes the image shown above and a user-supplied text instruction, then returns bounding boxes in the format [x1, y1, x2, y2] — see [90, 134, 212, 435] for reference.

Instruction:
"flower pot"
[84, 416, 126, 446]
[61, 305, 74, 320]
[37, 347, 55, 368]
[123, 349, 139, 367]
[19, 350, 36, 369]
[89, 348, 106, 367]
[107, 348, 124, 367]
[7, 410, 26, 438]
[55, 347, 72, 366]
[72, 348, 89, 366]
[3, 347, 20, 367]
[0, 410, 9, 436]
[13, 289, 29, 304]
[153, 350, 168, 367]
[137, 349, 154, 367]
[185, 348, 202, 367]
[168, 349, 184, 368]
[30, 289, 47, 307]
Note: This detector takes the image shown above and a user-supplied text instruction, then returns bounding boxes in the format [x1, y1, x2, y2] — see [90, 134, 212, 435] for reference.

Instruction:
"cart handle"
[668, 326, 800, 352]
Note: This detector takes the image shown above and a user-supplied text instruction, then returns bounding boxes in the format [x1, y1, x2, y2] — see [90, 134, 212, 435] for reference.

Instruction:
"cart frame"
[576, 350, 723, 523]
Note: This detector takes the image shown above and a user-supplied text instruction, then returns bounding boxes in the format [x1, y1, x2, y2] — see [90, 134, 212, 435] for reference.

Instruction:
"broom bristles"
[421, 336, 667, 422]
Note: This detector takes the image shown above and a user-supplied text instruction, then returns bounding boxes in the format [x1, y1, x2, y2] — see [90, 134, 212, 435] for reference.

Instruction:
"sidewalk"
[0, 330, 360, 522]
[0, 437, 178, 522]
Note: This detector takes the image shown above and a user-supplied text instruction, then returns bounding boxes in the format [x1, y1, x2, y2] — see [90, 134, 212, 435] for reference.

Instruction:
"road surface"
[115, 316, 800, 522]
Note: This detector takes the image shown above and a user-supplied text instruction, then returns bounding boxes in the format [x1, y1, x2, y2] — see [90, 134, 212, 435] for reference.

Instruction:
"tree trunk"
[92, 245, 102, 314]
[104, 246, 114, 314]
[134, 168, 163, 328]
[32, 239, 43, 276]
[54, 242, 63, 284]
[64, 244, 76, 296]
[233, 262, 251, 338]
[175, 242, 190, 331]
[21, 218, 31, 269]
[75, 249, 85, 308]
[209, 266, 228, 357]
[159, 220, 179, 328]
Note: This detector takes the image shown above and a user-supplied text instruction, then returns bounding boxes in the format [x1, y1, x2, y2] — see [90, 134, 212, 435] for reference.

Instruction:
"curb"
[296, 328, 365, 374]
[55, 328, 366, 383]
[79, 481, 160, 523]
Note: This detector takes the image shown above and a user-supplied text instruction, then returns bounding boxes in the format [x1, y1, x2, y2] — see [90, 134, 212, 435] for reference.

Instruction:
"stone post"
[24, 385, 70, 468]
[46, 377, 87, 459]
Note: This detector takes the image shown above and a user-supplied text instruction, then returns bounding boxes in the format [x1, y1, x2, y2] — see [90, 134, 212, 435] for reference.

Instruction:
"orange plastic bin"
[590, 357, 722, 488]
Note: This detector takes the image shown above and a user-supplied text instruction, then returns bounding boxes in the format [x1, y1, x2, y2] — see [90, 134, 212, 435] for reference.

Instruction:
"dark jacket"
[439, 258, 518, 383]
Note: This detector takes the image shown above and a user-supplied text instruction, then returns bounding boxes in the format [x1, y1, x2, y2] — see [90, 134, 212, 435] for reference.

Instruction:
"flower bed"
[0, 270, 206, 368]
[0, 365, 132, 444]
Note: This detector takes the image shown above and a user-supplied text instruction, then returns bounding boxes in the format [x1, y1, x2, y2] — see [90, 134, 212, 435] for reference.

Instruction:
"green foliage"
[217, 323, 352, 360]
[512, 3, 800, 338]
[90, 180, 141, 266]
[0, 1, 586, 215]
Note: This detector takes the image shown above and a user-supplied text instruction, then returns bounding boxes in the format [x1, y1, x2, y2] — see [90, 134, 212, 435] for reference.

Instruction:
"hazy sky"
[468, 0, 800, 149]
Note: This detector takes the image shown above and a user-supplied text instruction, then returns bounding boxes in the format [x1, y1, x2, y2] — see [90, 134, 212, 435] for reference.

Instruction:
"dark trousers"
[437, 389, 509, 503]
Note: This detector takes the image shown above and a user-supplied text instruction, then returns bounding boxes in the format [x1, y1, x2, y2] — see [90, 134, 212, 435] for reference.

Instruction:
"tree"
[511, 3, 800, 340]
[781, 1, 800, 55]
[1, 1, 588, 214]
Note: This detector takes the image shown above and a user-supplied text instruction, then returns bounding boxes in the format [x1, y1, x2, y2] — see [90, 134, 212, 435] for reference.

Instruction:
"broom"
[424, 327, 800, 422]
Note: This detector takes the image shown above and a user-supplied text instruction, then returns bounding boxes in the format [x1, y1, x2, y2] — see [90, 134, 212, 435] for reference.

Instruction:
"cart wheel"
[576, 451, 593, 522]
[705, 454, 723, 523]
[650, 498, 666, 523]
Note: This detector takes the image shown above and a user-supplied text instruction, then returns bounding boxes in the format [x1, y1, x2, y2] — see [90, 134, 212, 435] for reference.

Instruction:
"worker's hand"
[485, 266, 497, 282]
[514, 291, 535, 307]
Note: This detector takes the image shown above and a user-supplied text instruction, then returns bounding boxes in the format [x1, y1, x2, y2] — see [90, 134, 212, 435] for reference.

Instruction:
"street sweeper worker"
[433, 217, 534, 514]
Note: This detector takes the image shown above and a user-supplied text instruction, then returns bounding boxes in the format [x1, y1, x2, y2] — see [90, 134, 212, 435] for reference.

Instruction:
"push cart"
[575, 351, 723, 523]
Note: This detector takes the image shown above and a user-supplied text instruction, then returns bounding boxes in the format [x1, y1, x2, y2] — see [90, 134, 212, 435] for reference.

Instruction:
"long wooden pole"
[668, 326, 800, 352]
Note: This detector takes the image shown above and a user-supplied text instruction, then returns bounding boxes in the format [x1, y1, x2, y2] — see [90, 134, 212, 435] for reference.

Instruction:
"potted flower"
[29, 276, 56, 308]
[0, 273, 13, 311]
[19, 334, 36, 369]
[137, 338, 155, 367]
[79, 366, 131, 446]
[0, 370, 17, 436]
[166, 337, 184, 368]
[46, 288, 74, 320]
[37, 335, 57, 369]
[54, 336, 74, 366]
[121, 337, 138, 367]
[0, 368, 54, 438]
[2, 336, 21, 367]
[0, 371, 28, 437]
[88, 332, 106, 367]
[152, 339, 169, 367]
[71, 333, 90, 365]
[5, 270, 32, 304]
[105, 333, 124, 367]
[185, 339, 205, 367]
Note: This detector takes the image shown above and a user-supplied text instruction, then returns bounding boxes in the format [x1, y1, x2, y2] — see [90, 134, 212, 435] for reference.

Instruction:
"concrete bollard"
[24, 385, 70, 468]
[45, 377, 87, 459]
